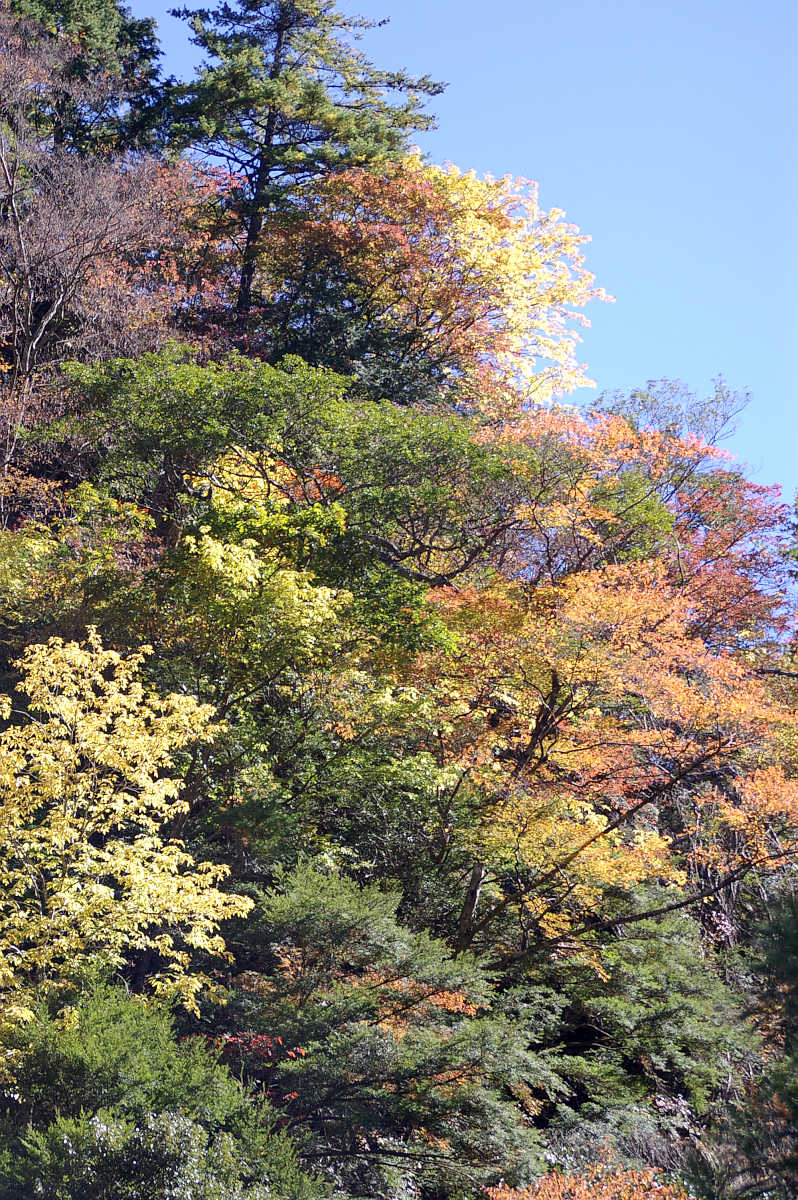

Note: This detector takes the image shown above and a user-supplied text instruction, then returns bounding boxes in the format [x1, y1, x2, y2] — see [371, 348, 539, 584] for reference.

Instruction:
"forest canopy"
[0, 2, 796, 1197]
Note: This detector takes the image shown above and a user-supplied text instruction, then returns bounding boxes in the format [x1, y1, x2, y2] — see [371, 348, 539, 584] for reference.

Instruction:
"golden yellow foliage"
[0, 630, 252, 1009]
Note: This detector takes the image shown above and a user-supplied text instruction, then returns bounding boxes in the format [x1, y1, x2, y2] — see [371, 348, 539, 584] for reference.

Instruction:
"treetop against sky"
[132, 0, 797, 497]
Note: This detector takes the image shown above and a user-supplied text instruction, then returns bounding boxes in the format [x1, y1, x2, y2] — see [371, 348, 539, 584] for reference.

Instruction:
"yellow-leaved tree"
[0, 631, 252, 1011]
[259, 156, 609, 411]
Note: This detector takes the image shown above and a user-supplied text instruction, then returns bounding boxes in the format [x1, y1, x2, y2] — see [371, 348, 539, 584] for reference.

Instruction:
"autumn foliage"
[254, 160, 607, 406]
[0, 1, 796, 1198]
[488, 1162, 691, 1200]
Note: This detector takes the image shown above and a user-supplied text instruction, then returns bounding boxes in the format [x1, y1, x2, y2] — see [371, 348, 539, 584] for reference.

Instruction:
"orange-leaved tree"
[487, 1160, 690, 1199]
[250, 158, 608, 408]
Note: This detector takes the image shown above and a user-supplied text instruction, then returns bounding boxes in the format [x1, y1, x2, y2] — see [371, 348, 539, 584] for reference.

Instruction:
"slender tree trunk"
[235, 16, 287, 314]
[236, 151, 271, 314]
[151, 452, 184, 548]
[455, 863, 486, 953]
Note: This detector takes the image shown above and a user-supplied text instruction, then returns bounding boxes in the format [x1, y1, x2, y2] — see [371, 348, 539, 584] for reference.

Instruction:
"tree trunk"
[455, 863, 486, 953]
[236, 156, 270, 314]
[235, 15, 287, 313]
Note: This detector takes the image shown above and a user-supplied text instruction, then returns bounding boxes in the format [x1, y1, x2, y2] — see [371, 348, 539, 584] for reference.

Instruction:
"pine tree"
[170, 0, 443, 311]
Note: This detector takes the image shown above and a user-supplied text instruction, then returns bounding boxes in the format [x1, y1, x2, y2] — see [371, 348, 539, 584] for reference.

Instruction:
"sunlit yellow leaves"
[265, 156, 609, 411]
[415, 160, 610, 406]
[0, 631, 252, 1008]
[150, 525, 344, 693]
[183, 528, 262, 591]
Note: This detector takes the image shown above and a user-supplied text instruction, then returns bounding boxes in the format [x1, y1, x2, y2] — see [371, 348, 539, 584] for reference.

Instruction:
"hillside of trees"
[0, 2, 796, 1196]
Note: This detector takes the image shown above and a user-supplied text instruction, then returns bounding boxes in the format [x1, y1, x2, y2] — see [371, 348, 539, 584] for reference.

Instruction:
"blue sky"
[132, 0, 797, 498]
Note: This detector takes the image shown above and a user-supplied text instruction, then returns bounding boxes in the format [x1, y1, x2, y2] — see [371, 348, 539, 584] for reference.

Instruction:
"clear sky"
[132, 0, 798, 498]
